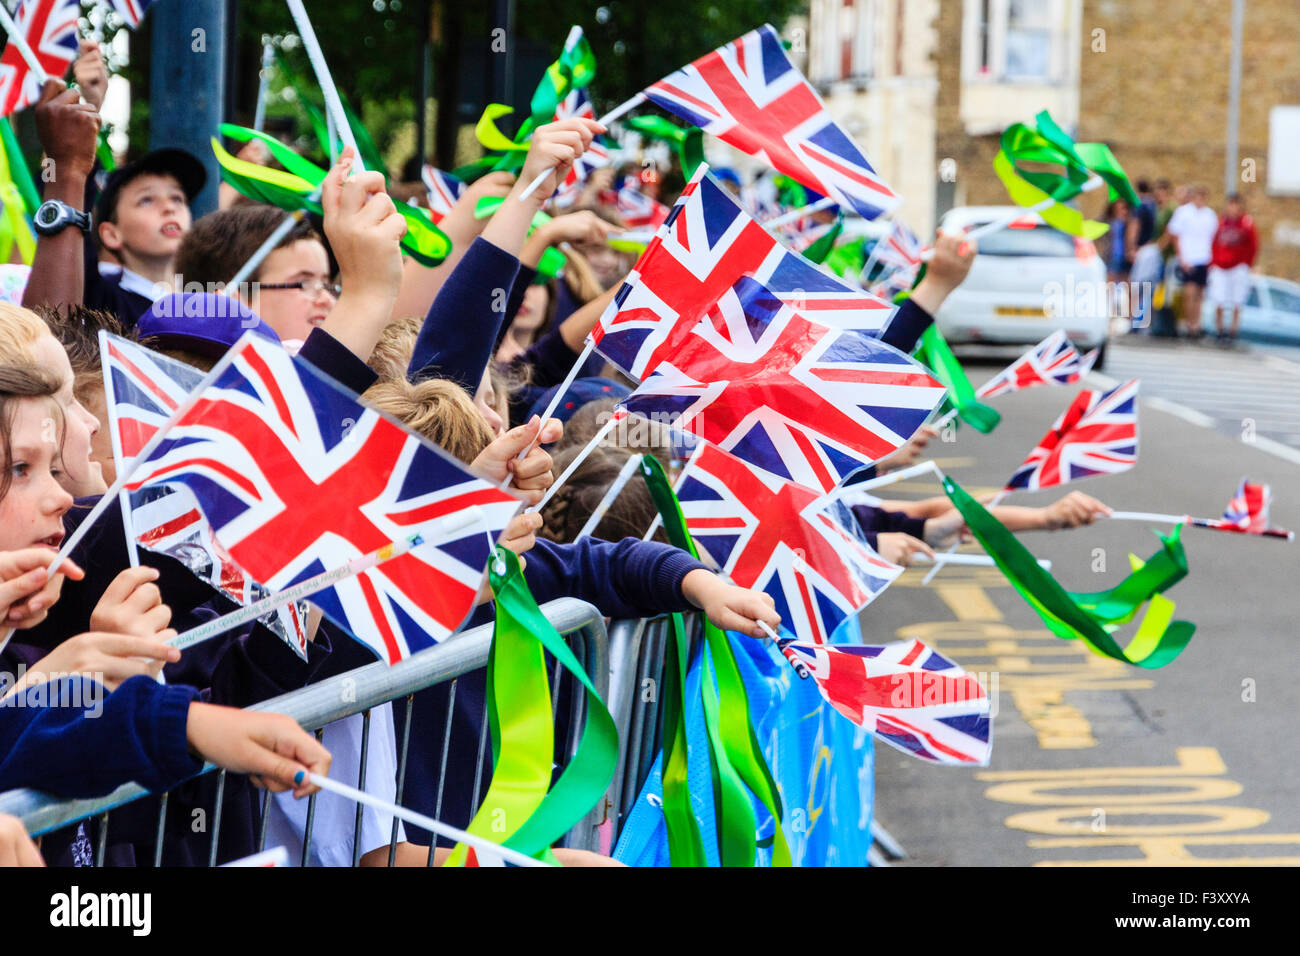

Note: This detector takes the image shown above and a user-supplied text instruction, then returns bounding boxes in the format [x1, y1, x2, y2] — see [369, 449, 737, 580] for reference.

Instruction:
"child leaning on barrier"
[0, 370, 330, 814]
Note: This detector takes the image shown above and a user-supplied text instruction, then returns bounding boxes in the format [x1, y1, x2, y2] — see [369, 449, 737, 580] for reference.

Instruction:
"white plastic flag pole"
[913, 553, 1052, 570]
[575, 453, 643, 540]
[0, 4, 49, 84]
[502, 337, 599, 492]
[525, 410, 622, 510]
[284, 0, 363, 172]
[763, 196, 837, 231]
[253, 39, 275, 132]
[306, 773, 550, 867]
[517, 93, 647, 202]
[822, 460, 945, 505]
[922, 487, 1009, 586]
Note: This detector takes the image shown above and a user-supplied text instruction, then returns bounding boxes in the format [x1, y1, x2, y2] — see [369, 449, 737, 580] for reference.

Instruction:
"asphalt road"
[868, 350, 1300, 867]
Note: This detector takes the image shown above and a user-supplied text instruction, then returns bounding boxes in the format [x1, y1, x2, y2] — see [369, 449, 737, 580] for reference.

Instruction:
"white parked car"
[1199, 273, 1300, 344]
[933, 206, 1110, 369]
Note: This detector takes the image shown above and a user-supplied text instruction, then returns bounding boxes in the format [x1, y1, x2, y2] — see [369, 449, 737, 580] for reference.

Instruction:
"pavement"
[867, 342, 1300, 867]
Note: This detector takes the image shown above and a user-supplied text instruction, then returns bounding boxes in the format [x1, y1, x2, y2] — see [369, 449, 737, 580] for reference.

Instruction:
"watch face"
[37, 204, 60, 227]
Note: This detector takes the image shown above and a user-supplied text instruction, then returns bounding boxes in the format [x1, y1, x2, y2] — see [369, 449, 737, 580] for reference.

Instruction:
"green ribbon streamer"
[823, 235, 865, 281]
[0, 118, 39, 215]
[639, 455, 792, 867]
[0, 130, 34, 265]
[274, 49, 389, 176]
[475, 104, 530, 154]
[941, 477, 1197, 668]
[996, 110, 1108, 239]
[915, 325, 1001, 434]
[1073, 141, 1140, 207]
[450, 547, 620, 865]
[528, 28, 597, 129]
[623, 115, 705, 179]
[214, 125, 451, 267]
[798, 217, 843, 265]
[662, 611, 709, 865]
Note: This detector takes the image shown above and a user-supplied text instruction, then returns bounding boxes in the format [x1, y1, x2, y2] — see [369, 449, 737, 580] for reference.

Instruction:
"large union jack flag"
[643, 25, 899, 221]
[0, 0, 81, 118]
[976, 330, 1096, 401]
[622, 276, 946, 490]
[778, 637, 992, 765]
[592, 165, 895, 381]
[119, 334, 521, 664]
[677, 444, 901, 645]
[421, 165, 465, 224]
[101, 332, 312, 660]
[550, 87, 610, 208]
[1005, 379, 1139, 492]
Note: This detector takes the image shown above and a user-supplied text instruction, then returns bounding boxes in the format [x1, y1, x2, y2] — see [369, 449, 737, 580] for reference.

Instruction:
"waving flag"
[977, 330, 1095, 400]
[778, 637, 991, 766]
[643, 24, 898, 220]
[677, 445, 901, 645]
[105, 0, 158, 28]
[551, 88, 610, 207]
[603, 181, 669, 229]
[1006, 379, 1138, 492]
[119, 334, 521, 664]
[873, 221, 924, 273]
[623, 276, 946, 490]
[101, 333, 313, 659]
[421, 166, 465, 224]
[0, 0, 81, 117]
[592, 165, 894, 381]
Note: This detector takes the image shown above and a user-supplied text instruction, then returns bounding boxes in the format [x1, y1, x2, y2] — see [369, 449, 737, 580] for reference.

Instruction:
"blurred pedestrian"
[1166, 185, 1218, 339]
[1208, 193, 1258, 345]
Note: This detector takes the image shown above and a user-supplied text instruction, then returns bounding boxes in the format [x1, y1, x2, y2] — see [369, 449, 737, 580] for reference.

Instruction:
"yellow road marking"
[934, 584, 1002, 620]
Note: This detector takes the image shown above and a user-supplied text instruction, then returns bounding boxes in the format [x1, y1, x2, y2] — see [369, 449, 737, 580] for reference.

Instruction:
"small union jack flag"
[0, 0, 81, 117]
[105, 0, 158, 28]
[677, 444, 902, 645]
[602, 182, 670, 229]
[643, 25, 899, 221]
[777, 637, 992, 765]
[119, 334, 522, 665]
[873, 221, 924, 273]
[550, 87, 610, 208]
[1213, 478, 1272, 533]
[1005, 379, 1139, 492]
[622, 276, 947, 491]
[100, 333, 311, 659]
[592, 164, 894, 381]
[421, 165, 465, 224]
[977, 330, 1095, 401]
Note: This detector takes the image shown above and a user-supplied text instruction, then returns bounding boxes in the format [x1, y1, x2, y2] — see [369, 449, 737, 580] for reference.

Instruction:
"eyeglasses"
[258, 278, 342, 298]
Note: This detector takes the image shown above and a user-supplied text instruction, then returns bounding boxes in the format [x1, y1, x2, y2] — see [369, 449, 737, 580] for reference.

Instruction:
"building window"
[966, 0, 1063, 84]
[1268, 106, 1300, 195]
[810, 0, 874, 85]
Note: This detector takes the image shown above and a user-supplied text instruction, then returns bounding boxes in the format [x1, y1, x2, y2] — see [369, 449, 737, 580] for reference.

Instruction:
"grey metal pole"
[149, 0, 228, 217]
[1225, 0, 1245, 195]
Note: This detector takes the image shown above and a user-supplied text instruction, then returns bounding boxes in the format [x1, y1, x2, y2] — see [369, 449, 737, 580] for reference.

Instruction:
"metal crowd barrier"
[0, 598, 612, 866]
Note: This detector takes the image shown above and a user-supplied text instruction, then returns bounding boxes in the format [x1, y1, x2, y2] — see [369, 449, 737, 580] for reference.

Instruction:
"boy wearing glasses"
[174, 203, 341, 347]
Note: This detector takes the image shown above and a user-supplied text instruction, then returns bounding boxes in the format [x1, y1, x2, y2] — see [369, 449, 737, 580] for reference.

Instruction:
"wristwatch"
[33, 199, 92, 237]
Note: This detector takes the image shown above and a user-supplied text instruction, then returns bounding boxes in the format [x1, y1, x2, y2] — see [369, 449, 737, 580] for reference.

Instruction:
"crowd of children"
[0, 42, 1110, 867]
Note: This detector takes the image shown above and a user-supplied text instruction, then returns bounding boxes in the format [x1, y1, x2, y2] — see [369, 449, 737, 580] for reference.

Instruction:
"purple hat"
[138, 293, 281, 358]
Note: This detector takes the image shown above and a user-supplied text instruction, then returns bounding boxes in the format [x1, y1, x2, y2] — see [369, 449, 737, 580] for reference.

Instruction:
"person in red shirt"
[1208, 194, 1259, 344]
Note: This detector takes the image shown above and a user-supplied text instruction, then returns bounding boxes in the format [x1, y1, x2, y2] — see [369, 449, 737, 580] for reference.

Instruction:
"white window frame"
[1268, 106, 1300, 195]
[963, 0, 1066, 85]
